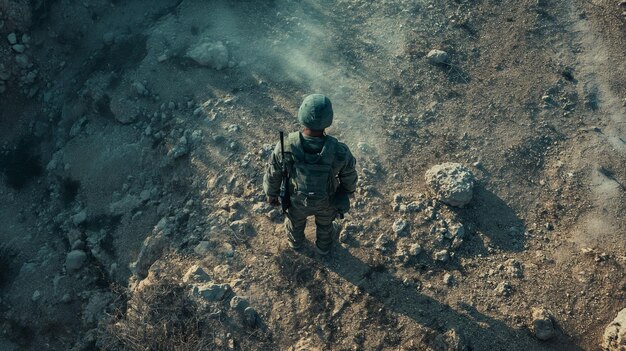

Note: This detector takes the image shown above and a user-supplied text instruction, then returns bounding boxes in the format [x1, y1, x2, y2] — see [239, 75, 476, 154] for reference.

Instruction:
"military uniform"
[263, 94, 357, 254]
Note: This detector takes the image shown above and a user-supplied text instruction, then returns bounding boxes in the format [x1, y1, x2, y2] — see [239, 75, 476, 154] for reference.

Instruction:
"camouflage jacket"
[263, 132, 358, 198]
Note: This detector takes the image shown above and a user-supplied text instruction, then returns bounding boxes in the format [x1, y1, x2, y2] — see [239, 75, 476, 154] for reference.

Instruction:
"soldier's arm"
[263, 142, 283, 197]
[337, 144, 358, 194]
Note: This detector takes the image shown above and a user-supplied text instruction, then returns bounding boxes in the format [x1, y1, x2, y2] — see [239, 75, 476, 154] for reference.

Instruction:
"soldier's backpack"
[286, 132, 338, 207]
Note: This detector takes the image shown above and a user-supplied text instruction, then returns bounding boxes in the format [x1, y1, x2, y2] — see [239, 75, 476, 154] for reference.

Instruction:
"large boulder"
[425, 163, 475, 207]
[603, 308, 626, 351]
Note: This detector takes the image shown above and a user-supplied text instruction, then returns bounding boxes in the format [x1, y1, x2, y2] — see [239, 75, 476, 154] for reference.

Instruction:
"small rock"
[21, 34, 30, 44]
[504, 259, 524, 278]
[230, 295, 250, 312]
[103, 32, 115, 45]
[531, 307, 556, 341]
[71, 240, 85, 250]
[192, 282, 231, 301]
[447, 223, 465, 239]
[426, 49, 450, 65]
[230, 220, 252, 236]
[65, 250, 87, 272]
[186, 40, 229, 70]
[131, 81, 149, 96]
[406, 201, 425, 212]
[168, 136, 190, 159]
[243, 306, 258, 327]
[375, 233, 391, 251]
[495, 281, 512, 296]
[12, 44, 25, 53]
[434, 249, 450, 262]
[32, 290, 41, 302]
[61, 293, 72, 303]
[443, 273, 454, 286]
[194, 241, 211, 256]
[267, 209, 280, 221]
[15, 54, 29, 67]
[7, 33, 17, 45]
[183, 265, 211, 284]
[393, 194, 403, 203]
[409, 243, 422, 256]
[392, 219, 410, 237]
[433, 328, 465, 351]
[72, 210, 87, 226]
[109, 195, 141, 216]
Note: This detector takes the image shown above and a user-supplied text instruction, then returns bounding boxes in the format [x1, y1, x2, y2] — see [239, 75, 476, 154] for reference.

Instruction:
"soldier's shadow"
[317, 246, 582, 351]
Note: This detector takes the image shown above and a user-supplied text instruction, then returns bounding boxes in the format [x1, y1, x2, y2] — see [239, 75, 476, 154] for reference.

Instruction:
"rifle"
[279, 131, 291, 213]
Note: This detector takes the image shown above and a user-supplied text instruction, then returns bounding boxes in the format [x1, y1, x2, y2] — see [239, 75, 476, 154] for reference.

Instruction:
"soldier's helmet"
[297, 94, 333, 130]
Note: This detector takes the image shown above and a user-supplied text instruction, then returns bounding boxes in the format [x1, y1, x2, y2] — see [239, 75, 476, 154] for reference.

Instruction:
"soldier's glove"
[333, 187, 351, 219]
[267, 196, 280, 206]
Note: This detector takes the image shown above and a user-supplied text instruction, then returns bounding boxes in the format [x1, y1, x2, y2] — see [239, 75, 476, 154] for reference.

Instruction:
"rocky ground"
[0, 0, 625, 350]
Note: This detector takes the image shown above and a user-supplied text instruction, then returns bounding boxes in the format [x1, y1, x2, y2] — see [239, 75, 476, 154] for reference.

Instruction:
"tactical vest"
[285, 132, 339, 206]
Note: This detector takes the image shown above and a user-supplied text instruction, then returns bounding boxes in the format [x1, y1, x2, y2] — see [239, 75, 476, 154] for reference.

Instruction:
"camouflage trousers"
[285, 194, 336, 252]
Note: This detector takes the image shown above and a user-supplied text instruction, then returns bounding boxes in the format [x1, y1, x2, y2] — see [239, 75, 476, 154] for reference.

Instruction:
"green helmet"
[297, 94, 333, 130]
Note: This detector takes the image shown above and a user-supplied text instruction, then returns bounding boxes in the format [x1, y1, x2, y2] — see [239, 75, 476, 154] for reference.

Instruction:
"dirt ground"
[0, 0, 625, 350]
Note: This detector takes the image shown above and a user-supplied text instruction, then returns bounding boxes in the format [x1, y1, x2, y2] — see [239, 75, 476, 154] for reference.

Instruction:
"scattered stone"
[32, 290, 41, 302]
[7, 32, 17, 45]
[243, 306, 258, 327]
[267, 209, 280, 221]
[131, 81, 149, 96]
[15, 54, 29, 67]
[375, 233, 391, 251]
[186, 40, 229, 70]
[447, 223, 465, 239]
[129, 233, 166, 278]
[230, 296, 250, 312]
[61, 293, 72, 303]
[495, 281, 512, 296]
[12, 44, 25, 53]
[603, 308, 626, 351]
[192, 282, 231, 301]
[109, 195, 141, 216]
[531, 307, 556, 341]
[406, 201, 425, 212]
[425, 163, 475, 207]
[433, 328, 465, 351]
[21, 34, 30, 44]
[182, 265, 211, 284]
[230, 220, 252, 236]
[168, 136, 190, 159]
[434, 249, 450, 262]
[504, 259, 524, 278]
[72, 210, 87, 226]
[443, 273, 454, 286]
[65, 250, 87, 273]
[426, 49, 450, 65]
[221, 242, 235, 257]
[409, 243, 422, 256]
[194, 241, 211, 255]
[71, 240, 86, 250]
[392, 194, 403, 207]
[102, 31, 115, 45]
[392, 219, 410, 237]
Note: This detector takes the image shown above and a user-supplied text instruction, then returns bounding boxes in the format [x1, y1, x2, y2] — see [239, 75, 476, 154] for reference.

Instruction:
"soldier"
[263, 94, 358, 255]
